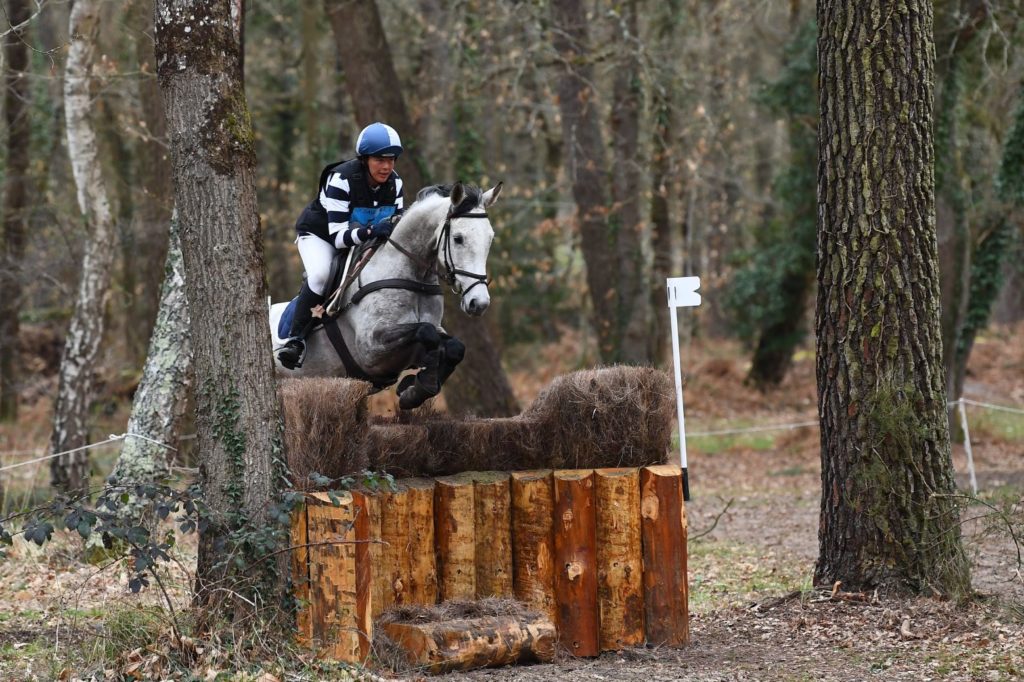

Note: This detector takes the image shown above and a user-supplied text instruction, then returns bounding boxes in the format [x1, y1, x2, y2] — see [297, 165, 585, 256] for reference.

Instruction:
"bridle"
[438, 210, 491, 297]
[385, 208, 491, 300]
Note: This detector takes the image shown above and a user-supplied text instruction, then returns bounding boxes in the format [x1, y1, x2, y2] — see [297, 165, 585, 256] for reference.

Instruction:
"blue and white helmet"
[356, 122, 403, 158]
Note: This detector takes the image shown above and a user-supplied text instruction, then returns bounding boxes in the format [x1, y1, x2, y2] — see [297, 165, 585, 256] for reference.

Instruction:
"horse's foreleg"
[397, 332, 464, 411]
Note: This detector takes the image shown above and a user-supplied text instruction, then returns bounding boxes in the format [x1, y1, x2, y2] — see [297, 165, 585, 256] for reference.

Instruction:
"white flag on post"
[666, 276, 701, 500]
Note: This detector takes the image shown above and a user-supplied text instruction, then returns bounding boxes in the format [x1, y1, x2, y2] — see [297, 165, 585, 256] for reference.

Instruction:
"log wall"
[291, 466, 688, 662]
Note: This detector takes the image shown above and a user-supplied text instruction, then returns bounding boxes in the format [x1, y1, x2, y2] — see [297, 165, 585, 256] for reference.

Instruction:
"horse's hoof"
[398, 383, 436, 410]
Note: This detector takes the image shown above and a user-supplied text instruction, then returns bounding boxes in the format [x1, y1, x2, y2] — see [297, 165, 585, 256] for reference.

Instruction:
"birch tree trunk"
[1, 0, 31, 421]
[815, 0, 969, 595]
[50, 0, 118, 494]
[155, 0, 288, 621]
[108, 213, 191, 493]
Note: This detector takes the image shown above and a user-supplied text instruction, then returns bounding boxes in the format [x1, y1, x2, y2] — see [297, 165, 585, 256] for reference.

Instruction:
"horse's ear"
[483, 181, 503, 208]
[450, 182, 465, 209]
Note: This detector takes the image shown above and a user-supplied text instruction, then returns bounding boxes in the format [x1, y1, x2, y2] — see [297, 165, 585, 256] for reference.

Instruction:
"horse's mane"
[416, 183, 483, 217]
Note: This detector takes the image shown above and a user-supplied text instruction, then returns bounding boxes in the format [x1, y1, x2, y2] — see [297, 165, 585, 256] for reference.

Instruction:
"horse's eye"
[454, 235, 464, 245]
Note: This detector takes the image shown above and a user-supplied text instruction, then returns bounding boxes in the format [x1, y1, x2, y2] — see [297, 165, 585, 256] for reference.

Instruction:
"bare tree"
[815, 0, 969, 595]
[1, 0, 31, 421]
[50, 0, 118, 494]
[155, 0, 288, 620]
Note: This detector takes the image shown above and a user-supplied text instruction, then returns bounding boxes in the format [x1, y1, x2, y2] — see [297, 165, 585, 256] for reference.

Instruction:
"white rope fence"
[0, 432, 176, 474]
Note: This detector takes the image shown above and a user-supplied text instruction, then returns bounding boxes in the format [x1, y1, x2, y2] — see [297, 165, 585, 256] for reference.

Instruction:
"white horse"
[269, 181, 502, 409]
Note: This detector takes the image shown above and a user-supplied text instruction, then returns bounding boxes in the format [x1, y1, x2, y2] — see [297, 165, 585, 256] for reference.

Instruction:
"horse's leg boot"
[399, 347, 443, 410]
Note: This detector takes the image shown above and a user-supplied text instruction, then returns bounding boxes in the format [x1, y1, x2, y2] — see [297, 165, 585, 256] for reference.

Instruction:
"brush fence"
[290, 465, 689, 661]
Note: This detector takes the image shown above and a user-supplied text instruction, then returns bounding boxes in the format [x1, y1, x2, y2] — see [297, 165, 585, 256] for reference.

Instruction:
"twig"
[690, 497, 734, 541]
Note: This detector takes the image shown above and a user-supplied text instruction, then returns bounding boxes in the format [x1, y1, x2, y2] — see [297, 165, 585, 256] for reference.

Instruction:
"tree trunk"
[108, 213, 191, 495]
[324, 0, 518, 417]
[323, 0, 427, 196]
[610, 0, 651, 365]
[0, 0, 31, 421]
[155, 0, 288, 621]
[124, 0, 174, 366]
[549, 0, 619, 363]
[50, 0, 119, 494]
[815, 0, 969, 595]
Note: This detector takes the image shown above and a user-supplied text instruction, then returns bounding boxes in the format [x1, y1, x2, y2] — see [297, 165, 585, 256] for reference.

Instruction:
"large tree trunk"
[323, 0, 427, 196]
[609, 0, 651, 365]
[815, 0, 969, 595]
[50, 0, 119, 494]
[324, 0, 518, 417]
[1, 0, 31, 421]
[155, 0, 288, 621]
[548, 0, 620, 363]
[108, 214, 191, 495]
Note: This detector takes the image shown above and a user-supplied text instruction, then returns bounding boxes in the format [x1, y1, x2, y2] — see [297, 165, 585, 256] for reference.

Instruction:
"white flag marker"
[666, 276, 701, 500]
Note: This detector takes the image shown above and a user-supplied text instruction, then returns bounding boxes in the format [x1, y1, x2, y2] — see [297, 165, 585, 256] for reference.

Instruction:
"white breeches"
[296, 234, 338, 296]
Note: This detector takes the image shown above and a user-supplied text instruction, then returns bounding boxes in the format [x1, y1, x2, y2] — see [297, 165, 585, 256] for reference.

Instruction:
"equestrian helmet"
[356, 122, 403, 158]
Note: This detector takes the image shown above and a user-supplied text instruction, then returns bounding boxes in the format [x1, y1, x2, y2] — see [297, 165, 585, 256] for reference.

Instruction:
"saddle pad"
[277, 297, 298, 339]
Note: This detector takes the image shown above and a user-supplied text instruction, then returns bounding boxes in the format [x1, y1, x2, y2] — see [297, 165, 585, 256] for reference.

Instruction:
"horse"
[268, 181, 502, 410]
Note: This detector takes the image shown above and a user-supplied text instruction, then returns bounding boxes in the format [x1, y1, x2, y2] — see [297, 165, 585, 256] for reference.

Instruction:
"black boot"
[276, 282, 325, 370]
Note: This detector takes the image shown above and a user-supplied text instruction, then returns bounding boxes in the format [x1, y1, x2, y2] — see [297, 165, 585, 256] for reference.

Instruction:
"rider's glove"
[368, 219, 394, 241]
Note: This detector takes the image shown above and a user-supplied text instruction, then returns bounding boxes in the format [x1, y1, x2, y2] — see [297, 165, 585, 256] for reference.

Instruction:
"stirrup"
[276, 339, 305, 370]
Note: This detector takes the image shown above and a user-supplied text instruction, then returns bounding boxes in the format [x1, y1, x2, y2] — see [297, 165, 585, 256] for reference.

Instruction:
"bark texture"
[109, 214, 192, 493]
[549, 0, 645, 363]
[815, 0, 969, 595]
[323, 0, 427, 196]
[1, 0, 30, 421]
[50, 0, 118, 494]
[155, 0, 287, 617]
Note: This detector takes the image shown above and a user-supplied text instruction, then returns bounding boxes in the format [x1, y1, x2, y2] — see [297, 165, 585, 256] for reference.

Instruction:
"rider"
[276, 122, 405, 369]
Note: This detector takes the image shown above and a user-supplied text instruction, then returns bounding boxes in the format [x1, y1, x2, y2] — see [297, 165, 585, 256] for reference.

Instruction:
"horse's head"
[437, 181, 502, 316]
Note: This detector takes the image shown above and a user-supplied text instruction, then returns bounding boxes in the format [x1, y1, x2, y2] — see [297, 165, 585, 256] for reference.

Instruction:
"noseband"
[438, 210, 491, 298]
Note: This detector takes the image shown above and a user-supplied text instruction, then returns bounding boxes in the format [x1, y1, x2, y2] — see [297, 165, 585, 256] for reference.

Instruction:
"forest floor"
[0, 323, 1022, 681]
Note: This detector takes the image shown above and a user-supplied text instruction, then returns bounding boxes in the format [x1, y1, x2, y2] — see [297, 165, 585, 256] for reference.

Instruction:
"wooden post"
[382, 615, 557, 674]
[290, 498, 311, 647]
[511, 470, 557, 623]
[404, 478, 438, 605]
[473, 472, 513, 598]
[350, 490, 379, 657]
[377, 483, 409, 610]
[306, 492, 361, 661]
[553, 470, 599, 656]
[595, 468, 644, 649]
[435, 472, 477, 601]
[640, 465, 689, 646]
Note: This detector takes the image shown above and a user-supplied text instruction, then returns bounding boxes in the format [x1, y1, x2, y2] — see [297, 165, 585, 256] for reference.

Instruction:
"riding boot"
[276, 282, 325, 370]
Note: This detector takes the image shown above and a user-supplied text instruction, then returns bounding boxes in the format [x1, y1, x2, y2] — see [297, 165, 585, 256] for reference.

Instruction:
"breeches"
[296, 233, 337, 296]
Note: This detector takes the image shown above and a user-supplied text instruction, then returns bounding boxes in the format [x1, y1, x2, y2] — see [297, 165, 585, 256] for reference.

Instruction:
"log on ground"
[382, 615, 556, 674]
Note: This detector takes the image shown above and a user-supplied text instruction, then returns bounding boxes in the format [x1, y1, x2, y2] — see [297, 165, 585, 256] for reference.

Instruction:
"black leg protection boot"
[276, 282, 325, 370]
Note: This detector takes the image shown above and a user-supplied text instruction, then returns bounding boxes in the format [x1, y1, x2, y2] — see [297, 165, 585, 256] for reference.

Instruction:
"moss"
[201, 91, 258, 176]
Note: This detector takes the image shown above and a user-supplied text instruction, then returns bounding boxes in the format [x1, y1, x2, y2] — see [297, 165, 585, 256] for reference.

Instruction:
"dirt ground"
[0, 325, 1022, 681]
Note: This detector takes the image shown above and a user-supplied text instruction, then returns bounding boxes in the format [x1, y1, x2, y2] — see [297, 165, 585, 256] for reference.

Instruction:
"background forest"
[1, 0, 1024, 679]
[1, 0, 1022, 421]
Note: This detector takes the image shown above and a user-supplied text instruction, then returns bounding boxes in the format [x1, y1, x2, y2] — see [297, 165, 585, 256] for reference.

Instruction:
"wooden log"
[435, 472, 477, 601]
[595, 468, 644, 649]
[377, 483, 409, 610]
[640, 465, 689, 646]
[404, 478, 438, 605]
[553, 470, 599, 656]
[382, 615, 557, 674]
[510, 470, 556, 622]
[290, 498, 311, 647]
[473, 471, 513, 598]
[352, 490, 384, 622]
[306, 492, 361, 661]
[350, 490, 379, 657]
